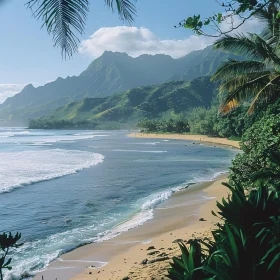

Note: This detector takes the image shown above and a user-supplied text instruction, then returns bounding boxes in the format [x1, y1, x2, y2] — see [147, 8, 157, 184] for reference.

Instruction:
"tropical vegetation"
[212, 9, 280, 114]
[168, 178, 280, 280]
[229, 100, 280, 190]
[168, 4, 280, 280]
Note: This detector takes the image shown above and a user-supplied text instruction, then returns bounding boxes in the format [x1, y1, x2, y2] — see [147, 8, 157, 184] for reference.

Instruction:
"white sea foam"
[0, 149, 104, 193]
[0, 130, 109, 145]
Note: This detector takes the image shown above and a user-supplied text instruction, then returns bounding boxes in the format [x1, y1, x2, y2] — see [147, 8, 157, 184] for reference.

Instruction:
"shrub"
[229, 113, 280, 190]
[167, 180, 280, 280]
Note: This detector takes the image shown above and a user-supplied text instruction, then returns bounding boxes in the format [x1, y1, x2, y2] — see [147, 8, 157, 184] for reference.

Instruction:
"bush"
[167, 180, 280, 280]
[229, 113, 280, 190]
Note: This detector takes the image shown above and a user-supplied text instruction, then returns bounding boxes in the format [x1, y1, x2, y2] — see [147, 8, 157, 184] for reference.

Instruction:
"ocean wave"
[5, 169, 229, 279]
[0, 149, 104, 193]
[191, 170, 228, 184]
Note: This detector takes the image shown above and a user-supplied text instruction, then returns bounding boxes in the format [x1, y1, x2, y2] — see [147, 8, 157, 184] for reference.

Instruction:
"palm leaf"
[248, 73, 280, 114]
[218, 71, 271, 93]
[26, 0, 89, 58]
[104, 0, 136, 23]
[211, 60, 266, 82]
[219, 73, 276, 114]
[214, 33, 280, 66]
[26, 0, 136, 58]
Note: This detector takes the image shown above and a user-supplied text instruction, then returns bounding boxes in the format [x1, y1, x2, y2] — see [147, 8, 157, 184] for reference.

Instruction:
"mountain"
[0, 46, 239, 126]
[29, 76, 218, 129]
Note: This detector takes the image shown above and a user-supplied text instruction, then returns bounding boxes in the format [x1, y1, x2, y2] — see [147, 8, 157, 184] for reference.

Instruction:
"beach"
[129, 133, 240, 149]
[34, 133, 239, 280]
[35, 175, 229, 280]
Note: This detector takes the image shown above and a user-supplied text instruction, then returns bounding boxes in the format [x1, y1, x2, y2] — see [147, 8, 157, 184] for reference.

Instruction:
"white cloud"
[79, 26, 214, 59]
[79, 17, 260, 60]
[0, 84, 25, 104]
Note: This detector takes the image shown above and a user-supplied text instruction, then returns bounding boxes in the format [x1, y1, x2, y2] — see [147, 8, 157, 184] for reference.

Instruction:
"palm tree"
[26, 0, 136, 58]
[211, 9, 280, 114]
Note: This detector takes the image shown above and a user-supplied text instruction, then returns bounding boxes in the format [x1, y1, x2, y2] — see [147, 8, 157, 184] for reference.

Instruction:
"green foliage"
[138, 119, 190, 134]
[229, 104, 280, 190]
[168, 240, 204, 280]
[187, 106, 218, 136]
[0, 232, 22, 280]
[168, 179, 280, 280]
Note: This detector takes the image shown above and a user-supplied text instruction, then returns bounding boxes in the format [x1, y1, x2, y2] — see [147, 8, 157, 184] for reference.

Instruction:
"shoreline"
[34, 134, 239, 280]
[129, 133, 240, 149]
[35, 174, 230, 280]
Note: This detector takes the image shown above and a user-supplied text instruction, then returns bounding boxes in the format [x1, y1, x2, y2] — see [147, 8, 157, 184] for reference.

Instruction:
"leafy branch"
[177, 0, 274, 37]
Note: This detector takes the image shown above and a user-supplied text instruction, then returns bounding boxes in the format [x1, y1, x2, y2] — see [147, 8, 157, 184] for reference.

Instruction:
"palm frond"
[104, 0, 137, 24]
[219, 73, 280, 114]
[214, 34, 280, 65]
[27, 0, 89, 58]
[212, 60, 266, 82]
[26, 0, 136, 58]
[248, 73, 280, 114]
[254, 9, 280, 45]
[219, 71, 271, 93]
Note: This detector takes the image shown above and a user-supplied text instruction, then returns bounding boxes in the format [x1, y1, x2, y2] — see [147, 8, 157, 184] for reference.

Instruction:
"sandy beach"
[129, 133, 240, 149]
[35, 176, 230, 280]
[35, 135, 238, 280]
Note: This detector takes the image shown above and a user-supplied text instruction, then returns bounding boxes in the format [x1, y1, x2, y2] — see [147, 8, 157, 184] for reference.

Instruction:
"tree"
[25, 0, 136, 58]
[210, 9, 280, 114]
[179, 0, 277, 38]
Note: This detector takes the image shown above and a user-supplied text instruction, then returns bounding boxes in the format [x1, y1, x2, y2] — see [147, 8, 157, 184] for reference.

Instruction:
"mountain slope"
[29, 76, 218, 129]
[0, 46, 238, 126]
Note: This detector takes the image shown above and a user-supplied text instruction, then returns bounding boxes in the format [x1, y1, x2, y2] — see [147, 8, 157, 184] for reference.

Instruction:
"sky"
[0, 0, 259, 103]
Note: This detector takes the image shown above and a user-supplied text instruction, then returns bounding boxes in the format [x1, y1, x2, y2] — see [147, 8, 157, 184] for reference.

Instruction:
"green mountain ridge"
[29, 76, 218, 129]
[0, 46, 239, 126]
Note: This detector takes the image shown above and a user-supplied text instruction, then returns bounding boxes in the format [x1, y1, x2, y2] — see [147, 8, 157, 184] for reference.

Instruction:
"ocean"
[0, 128, 238, 279]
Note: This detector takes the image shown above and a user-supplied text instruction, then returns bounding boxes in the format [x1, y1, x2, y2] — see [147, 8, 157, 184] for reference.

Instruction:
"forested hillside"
[29, 77, 217, 129]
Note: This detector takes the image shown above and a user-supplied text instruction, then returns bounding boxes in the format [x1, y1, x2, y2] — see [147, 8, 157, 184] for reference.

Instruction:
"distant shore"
[129, 133, 240, 149]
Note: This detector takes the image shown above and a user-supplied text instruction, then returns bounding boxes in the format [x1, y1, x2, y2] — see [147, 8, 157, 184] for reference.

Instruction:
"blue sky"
[0, 0, 257, 102]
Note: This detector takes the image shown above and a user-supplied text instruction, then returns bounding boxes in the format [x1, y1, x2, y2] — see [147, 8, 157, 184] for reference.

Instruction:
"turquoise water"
[0, 128, 238, 279]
